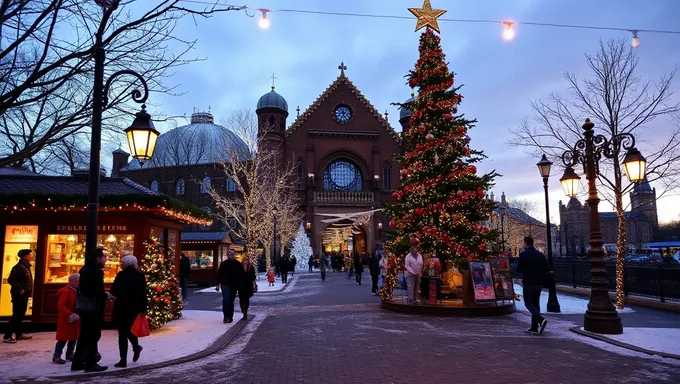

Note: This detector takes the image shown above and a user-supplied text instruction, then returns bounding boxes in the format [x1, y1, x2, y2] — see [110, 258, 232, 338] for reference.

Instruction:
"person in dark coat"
[110, 255, 147, 368]
[319, 254, 327, 281]
[217, 250, 243, 323]
[368, 253, 380, 295]
[237, 257, 256, 320]
[354, 254, 364, 286]
[516, 236, 550, 335]
[290, 256, 297, 277]
[179, 252, 191, 301]
[280, 256, 290, 284]
[308, 256, 314, 272]
[72, 248, 111, 372]
[3, 249, 34, 344]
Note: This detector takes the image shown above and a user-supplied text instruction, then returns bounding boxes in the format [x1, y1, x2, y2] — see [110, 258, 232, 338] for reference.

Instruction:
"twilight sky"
[128, 0, 680, 224]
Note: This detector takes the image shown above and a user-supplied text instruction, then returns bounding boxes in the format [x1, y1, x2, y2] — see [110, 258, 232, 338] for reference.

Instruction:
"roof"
[122, 112, 250, 171]
[181, 231, 229, 243]
[0, 174, 159, 196]
[599, 211, 650, 221]
[0, 174, 212, 225]
[644, 241, 680, 248]
[633, 177, 653, 193]
[286, 72, 401, 143]
[399, 96, 414, 120]
[0, 167, 37, 176]
[494, 206, 544, 226]
[257, 89, 288, 112]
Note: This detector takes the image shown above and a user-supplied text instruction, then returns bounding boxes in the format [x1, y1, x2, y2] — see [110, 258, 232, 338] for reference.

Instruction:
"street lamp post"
[85, 1, 158, 258]
[558, 118, 647, 335]
[537, 154, 561, 313]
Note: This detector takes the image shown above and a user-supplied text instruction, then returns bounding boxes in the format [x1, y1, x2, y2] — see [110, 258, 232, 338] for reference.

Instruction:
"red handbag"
[131, 314, 151, 337]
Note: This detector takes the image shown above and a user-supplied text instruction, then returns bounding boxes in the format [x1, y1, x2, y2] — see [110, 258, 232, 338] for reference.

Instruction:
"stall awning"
[181, 231, 230, 244]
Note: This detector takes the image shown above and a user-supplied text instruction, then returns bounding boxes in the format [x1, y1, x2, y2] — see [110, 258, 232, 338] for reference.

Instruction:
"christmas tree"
[384, 28, 502, 268]
[141, 237, 183, 329]
[291, 223, 312, 270]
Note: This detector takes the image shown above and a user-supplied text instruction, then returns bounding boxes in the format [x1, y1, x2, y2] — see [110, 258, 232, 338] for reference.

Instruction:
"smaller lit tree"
[291, 223, 312, 269]
[141, 237, 182, 330]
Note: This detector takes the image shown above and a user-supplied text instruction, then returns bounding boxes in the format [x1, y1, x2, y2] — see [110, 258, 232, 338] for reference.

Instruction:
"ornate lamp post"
[85, 0, 158, 258]
[558, 118, 646, 334]
[537, 154, 561, 313]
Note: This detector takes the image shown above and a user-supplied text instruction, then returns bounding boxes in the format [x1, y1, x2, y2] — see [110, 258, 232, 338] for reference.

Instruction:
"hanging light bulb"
[258, 9, 270, 29]
[631, 30, 640, 48]
[501, 21, 516, 41]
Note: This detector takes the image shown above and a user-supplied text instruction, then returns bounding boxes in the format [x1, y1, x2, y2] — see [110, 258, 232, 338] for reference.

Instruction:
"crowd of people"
[3, 248, 148, 372]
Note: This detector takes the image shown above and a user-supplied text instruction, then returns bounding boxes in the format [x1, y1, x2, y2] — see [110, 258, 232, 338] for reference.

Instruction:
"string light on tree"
[502, 21, 516, 41]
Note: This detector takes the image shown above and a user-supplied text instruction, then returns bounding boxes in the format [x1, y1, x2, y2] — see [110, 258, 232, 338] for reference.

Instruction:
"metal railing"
[313, 191, 375, 205]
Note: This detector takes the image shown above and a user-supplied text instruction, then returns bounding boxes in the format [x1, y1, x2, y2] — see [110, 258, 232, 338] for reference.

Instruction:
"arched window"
[296, 163, 304, 189]
[226, 177, 237, 192]
[150, 180, 159, 192]
[382, 166, 390, 190]
[323, 159, 362, 191]
[175, 178, 185, 195]
[200, 176, 211, 194]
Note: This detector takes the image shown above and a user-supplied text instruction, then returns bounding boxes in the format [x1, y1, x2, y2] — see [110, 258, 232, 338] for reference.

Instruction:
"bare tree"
[508, 38, 680, 308]
[209, 109, 301, 270]
[0, 0, 245, 169]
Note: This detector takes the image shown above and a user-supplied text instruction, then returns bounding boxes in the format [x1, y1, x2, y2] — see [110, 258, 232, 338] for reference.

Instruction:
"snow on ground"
[0, 310, 235, 381]
[197, 272, 300, 294]
[595, 327, 680, 357]
[514, 283, 635, 314]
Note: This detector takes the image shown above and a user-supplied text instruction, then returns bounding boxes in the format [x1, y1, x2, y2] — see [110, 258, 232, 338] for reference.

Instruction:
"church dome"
[399, 97, 414, 120]
[123, 111, 250, 170]
[257, 89, 288, 112]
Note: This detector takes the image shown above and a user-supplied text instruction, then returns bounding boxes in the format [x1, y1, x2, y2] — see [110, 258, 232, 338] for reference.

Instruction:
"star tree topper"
[408, 0, 447, 33]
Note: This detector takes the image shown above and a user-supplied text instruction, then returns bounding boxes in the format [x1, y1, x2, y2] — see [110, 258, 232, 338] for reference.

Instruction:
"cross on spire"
[296, 105, 301, 117]
[270, 72, 277, 90]
[384, 110, 389, 120]
[338, 61, 347, 75]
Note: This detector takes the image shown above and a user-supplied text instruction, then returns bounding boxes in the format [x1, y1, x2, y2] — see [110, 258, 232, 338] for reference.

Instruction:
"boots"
[133, 345, 143, 362]
[114, 359, 127, 368]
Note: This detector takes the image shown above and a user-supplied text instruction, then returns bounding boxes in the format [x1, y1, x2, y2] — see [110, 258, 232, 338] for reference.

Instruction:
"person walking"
[354, 255, 364, 286]
[216, 250, 243, 323]
[344, 255, 353, 280]
[71, 248, 111, 372]
[3, 249, 34, 344]
[378, 253, 388, 290]
[405, 246, 423, 304]
[110, 255, 147, 368]
[516, 236, 549, 335]
[179, 252, 191, 302]
[320, 254, 327, 281]
[238, 257, 256, 320]
[308, 256, 314, 272]
[368, 252, 380, 295]
[280, 256, 290, 284]
[290, 256, 297, 277]
[53, 274, 80, 364]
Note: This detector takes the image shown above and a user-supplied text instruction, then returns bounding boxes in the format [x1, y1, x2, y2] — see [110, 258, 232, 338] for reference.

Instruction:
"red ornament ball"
[409, 78, 417, 88]
[469, 165, 477, 173]
[457, 190, 464, 196]
[392, 191, 399, 200]
[444, 113, 452, 120]
[426, 132, 435, 141]
[389, 220, 396, 228]
[415, 208, 424, 215]
[410, 237, 420, 245]
[155, 286, 163, 293]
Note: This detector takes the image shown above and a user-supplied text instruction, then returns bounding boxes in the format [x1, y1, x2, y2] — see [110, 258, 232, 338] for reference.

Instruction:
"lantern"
[536, 154, 552, 178]
[559, 167, 581, 198]
[125, 105, 159, 165]
[622, 147, 646, 183]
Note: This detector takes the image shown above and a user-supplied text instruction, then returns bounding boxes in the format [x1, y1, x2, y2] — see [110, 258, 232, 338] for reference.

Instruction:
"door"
[2, 226, 38, 317]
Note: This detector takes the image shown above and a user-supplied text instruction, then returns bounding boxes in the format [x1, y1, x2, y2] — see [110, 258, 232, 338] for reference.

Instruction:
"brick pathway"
[55, 272, 680, 384]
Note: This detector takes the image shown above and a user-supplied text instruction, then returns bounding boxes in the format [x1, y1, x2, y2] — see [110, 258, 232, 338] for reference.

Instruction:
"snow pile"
[604, 327, 680, 357]
[513, 284, 635, 314]
[0, 310, 233, 381]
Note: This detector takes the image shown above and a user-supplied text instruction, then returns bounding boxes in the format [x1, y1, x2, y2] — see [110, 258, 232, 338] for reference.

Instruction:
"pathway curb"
[46, 314, 253, 381]
[570, 326, 680, 361]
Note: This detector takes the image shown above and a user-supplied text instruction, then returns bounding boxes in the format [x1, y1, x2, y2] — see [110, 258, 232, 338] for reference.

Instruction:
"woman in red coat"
[53, 274, 80, 364]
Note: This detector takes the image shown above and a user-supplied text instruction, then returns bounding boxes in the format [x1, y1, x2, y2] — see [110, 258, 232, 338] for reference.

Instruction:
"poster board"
[490, 257, 515, 300]
[470, 262, 496, 302]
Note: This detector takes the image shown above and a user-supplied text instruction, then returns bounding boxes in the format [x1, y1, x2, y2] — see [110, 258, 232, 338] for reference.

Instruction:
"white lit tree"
[291, 223, 312, 270]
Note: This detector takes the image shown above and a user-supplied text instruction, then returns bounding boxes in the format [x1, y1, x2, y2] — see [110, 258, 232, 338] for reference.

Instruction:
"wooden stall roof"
[0, 173, 212, 225]
[181, 231, 231, 244]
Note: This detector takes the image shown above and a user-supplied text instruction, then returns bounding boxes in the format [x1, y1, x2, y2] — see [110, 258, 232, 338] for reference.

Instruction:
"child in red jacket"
[266, 268, 276, 286]
[53, 274, 80, 364]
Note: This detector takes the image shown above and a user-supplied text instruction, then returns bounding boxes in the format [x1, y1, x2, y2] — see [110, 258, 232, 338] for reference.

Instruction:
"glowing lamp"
[559, 167, 581, 198]
[622, 147, 646, 183]
[631, 31, 640, 48]
[259, 10, 270, 29]
[305, 222, 311, 230]
[537, 154, 553, 178]
[125, 105, 159, 165]
[501, 22, 515, 41]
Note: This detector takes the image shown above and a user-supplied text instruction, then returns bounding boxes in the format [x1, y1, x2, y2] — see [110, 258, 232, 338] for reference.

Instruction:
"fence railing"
[511, 260, 680, 302]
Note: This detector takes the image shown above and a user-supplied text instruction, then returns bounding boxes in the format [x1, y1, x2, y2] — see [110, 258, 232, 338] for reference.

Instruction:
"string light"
[258, 9, 270, 29]
[178, 1, 680, 43]
[501, 21, 515, 41]
[631, 30, 641, 47]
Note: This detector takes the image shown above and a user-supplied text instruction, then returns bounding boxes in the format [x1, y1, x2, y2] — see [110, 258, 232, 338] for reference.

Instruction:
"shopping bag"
[131, 314, 151, 337]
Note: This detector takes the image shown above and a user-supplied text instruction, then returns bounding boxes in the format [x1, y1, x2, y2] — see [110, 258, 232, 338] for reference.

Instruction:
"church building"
[113, 63, 412, 260]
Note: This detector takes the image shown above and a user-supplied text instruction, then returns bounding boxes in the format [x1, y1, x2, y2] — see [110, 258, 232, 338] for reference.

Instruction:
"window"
[297, 164, 304, 189]
[176, 179, 185, 195]
[185, 250, 214, 270]
[226, 178, 237, 192]
[382, 166, 390, 190]
[150, 180, 159, 192]
[323, 160, 362, 191]
[44, 234, 134, 283]
[200, 176, 211, 194]
[333, 105, 352, 124]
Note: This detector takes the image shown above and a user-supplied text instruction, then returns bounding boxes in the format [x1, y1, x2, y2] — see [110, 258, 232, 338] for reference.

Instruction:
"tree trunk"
[614, 165, 627, 310]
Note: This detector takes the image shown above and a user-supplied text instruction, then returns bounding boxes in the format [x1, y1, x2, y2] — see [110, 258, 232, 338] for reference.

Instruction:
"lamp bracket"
[103, 69, 149, 109]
